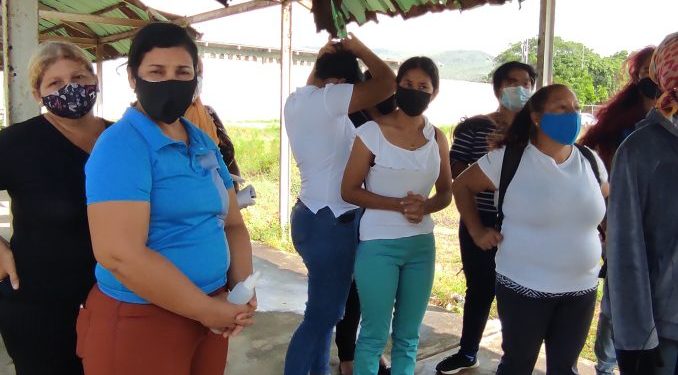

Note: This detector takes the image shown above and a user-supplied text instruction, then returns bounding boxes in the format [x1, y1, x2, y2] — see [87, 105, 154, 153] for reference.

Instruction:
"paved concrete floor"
[226, 250, 464, 374]
[226, 244, 605, 375]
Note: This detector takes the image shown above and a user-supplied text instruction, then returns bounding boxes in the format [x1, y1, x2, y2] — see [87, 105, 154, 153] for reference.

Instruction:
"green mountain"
[431, 50, 495, 82]
[373, 48, 495, 82]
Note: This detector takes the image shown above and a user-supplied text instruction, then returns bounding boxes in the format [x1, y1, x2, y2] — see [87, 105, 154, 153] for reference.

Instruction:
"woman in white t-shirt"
[452, 84, 609, 375]
[341, 57, 453, 375]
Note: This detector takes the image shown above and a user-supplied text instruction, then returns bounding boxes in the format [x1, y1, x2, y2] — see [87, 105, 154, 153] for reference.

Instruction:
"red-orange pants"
[76, 285, 229, 375]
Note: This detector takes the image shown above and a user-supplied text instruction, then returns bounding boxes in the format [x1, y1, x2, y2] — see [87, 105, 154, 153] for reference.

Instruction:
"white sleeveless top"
[356, 119, 441, 241]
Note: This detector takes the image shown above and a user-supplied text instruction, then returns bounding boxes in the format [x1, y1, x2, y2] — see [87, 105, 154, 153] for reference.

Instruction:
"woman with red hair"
[581, 46, 657, 375]
[580, 46, 658, 170]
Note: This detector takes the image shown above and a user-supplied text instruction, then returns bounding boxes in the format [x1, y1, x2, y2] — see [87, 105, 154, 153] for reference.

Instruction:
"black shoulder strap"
[574, 144, 601, 184]
[496, 143, 526, 231]
[496, 143, 603, 231]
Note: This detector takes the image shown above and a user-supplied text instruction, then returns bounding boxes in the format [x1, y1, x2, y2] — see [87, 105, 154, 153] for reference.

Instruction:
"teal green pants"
[354, 233, 436, 375]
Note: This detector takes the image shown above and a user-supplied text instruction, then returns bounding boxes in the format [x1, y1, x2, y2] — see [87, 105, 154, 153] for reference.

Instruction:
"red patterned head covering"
[650, 32, 678, 118]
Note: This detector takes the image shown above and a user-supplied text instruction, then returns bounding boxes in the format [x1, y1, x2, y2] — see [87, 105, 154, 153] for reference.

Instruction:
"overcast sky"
[142, 0, 678, 56]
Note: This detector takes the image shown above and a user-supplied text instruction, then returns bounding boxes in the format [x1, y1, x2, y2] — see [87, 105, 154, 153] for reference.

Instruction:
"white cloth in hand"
[236, 185, 256, 209]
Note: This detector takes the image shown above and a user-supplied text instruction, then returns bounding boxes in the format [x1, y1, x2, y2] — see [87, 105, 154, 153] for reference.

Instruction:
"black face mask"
[135, 76, 197, 124]
[375, 94, 397, 115]
[395, 87, 431, 117]
[638, 77, 661, 99]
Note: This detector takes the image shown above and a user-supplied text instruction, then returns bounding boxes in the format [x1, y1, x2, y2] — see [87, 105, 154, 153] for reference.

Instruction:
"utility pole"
[522, 38, 530, 63]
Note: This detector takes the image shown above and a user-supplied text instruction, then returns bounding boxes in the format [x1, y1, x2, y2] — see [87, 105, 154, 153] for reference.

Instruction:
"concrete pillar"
[2, 0, 40, 127]
[278, 1, 292, 231]
[95, 43, 104, 117]
[536, 0, 555, 89]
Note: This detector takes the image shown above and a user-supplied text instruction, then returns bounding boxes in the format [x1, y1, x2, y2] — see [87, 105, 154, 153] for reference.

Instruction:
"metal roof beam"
[40, 23, 67, 35]
[39, 34, 98, 47]
[117, 4, 145, 21]
[47, 1, 286, 50]
[124, 0, 177, 20]
[297, 0, 312, 11]
[180, 0, 279, 25]
[92, 3, 128, 15]
[63, 21, 97, 36]
[38, 4, 97, 37]
[43, 21, 97, 37]
[99, 28, 137, 44]
[39, 10, 149, 27]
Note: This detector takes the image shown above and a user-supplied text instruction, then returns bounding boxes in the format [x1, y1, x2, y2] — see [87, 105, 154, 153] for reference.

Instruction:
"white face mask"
[500, 86, 532, 112]
[192, 76, 203, 103]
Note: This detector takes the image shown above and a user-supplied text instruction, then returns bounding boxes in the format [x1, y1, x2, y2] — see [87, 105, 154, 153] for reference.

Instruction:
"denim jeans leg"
[594, 312, 617, 375]
[284, 204, 358, 375]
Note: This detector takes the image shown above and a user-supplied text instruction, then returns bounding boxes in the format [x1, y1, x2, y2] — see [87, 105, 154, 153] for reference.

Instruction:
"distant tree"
[493, 37, 628, 105]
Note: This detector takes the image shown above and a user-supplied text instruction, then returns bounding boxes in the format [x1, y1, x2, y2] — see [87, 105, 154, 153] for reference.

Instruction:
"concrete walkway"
[227, 244, 466, 374]
[226, 244, 605, 375]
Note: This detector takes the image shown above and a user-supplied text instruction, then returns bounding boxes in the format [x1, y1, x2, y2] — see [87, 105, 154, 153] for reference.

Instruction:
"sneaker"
[435, 352, 479, 374]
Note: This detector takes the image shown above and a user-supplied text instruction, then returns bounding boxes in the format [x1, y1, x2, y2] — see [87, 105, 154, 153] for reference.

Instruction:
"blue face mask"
[500, 86, 532, 112]
[539, 112, 582, 145]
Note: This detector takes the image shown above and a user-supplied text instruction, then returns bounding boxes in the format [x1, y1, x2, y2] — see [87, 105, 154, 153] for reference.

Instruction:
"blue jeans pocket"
[291, 202, 313, 249]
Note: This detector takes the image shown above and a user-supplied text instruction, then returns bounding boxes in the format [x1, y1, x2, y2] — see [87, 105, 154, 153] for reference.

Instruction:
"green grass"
[229, 125, 298, 253]
[229, 123, 600, 362]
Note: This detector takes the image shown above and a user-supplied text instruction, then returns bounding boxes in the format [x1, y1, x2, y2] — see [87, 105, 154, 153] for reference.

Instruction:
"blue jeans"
[354, 234, 436, 375]
[595, 312, 617, 375]
[284, 202, 359, 375]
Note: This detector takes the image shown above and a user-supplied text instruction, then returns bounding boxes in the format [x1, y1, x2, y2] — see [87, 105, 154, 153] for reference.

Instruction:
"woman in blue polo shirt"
[76, 23, 256, 375]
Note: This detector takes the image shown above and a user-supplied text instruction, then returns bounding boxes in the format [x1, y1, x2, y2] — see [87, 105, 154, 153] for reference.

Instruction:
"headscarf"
[649, 32, 678, 118]
[184, 58, 220, 145]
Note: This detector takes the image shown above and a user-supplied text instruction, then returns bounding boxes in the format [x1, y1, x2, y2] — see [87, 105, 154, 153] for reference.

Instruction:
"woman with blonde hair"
[0, 41, 110, 374]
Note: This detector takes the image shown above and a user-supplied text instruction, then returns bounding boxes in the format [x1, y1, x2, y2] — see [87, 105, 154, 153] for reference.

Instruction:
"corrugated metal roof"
[38, 0, 199, 61]
[312, 0, 522, 37]
[27, 0, 524, 61]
